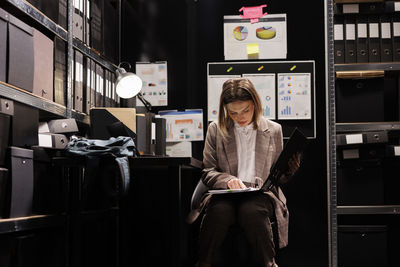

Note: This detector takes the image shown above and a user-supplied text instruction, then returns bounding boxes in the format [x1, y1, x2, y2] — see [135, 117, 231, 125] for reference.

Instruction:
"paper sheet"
[277, 73, 312, 120]
[242, 73, 276, 120]
[207, 75, 241, 121]
[135, 62, 168, 106]
[224, 14, 287, 60]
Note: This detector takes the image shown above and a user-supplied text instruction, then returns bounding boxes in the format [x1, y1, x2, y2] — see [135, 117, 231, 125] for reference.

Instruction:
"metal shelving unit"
[0, 215, 66, 234]
[1, 0, 119, 124]
[327, 1, 400, 266]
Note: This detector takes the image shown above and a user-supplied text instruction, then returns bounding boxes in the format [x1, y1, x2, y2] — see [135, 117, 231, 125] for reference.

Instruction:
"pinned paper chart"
[135, 62, 168, 106]
[277, 73, 311, 120]
[224, 13, 287, 60]
[242, 74, 276, 119]
[207, 75, 241, 121]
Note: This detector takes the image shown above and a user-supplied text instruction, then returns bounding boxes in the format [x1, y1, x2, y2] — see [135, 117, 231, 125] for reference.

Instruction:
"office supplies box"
[338, 225, 387, 267]
[33, 29, 54, 101]
[47, 118, 79, 134]
[0, 8, 7, 83]
[38, 133, 68, 149]
[32, 146, 66, 214]
[0, 113, 10, 166]
[8, 13, 34, 92]
[90, 108, 137, 140]
[6, 147, 34, 218]
[0, 168, 8, 218]
[335, 78, 385, 123]
[9, 101, 39, 148]
[337, 158, 384, 205]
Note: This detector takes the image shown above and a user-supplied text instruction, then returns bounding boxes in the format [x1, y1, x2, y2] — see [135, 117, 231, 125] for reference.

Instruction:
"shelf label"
[345, 134, 363, 144]
[395, 146, 400, 156]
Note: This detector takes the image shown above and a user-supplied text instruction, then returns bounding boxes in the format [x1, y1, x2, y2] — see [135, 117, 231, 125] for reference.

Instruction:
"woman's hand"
[287, 152, 301, 176]
[227, 178, 247, 189]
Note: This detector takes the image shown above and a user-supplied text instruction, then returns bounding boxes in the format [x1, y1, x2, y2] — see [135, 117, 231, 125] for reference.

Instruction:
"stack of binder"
[334, 1, 400, 63]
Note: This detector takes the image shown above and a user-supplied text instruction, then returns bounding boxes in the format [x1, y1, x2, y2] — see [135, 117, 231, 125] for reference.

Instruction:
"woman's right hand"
[227, 178, 247, 189]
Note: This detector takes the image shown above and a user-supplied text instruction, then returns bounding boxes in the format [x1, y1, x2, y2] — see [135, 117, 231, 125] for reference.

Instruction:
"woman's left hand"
[287, 152, 301, 176]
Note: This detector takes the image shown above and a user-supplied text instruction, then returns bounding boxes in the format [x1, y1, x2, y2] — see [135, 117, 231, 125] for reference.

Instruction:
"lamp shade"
[115, 67, 143, 99]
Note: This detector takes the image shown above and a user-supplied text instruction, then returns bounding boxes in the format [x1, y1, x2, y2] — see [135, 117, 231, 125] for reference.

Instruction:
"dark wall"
[122, 1, 328, 266]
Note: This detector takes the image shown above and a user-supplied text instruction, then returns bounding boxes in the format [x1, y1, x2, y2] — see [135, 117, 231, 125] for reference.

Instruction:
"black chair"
[190, 179, 279, 267]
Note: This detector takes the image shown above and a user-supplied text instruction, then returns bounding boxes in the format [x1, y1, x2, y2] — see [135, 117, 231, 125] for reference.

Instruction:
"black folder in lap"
[208, 128, 308, 195]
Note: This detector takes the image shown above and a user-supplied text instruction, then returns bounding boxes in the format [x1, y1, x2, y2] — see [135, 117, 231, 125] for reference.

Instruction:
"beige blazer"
[202, 118, 289, 249]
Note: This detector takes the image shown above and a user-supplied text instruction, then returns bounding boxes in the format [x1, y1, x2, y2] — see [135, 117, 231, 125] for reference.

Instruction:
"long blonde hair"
[217, 78, 262, 138]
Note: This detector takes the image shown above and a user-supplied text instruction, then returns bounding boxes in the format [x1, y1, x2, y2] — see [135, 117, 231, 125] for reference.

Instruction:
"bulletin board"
[207, 60, 316, 138]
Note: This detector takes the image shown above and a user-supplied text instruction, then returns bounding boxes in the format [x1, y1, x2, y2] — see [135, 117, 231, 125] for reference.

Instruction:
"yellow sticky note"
[247, 43, 259, 55]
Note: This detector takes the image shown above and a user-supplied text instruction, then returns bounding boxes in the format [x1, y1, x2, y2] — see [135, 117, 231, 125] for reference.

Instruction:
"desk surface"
[129, 156, 202, 169]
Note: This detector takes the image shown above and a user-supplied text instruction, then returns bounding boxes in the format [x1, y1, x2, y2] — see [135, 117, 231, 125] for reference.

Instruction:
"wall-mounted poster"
[135, 62, 168, 106]
[207, 75, 241, 121]
[223, 14, 287, 60]
[277, 73, 311, 120]
[242, 73, 276, 120]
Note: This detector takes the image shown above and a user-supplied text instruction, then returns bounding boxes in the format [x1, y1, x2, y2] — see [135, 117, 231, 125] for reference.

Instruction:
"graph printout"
[277, 73, 311, 120]
[242, 74, 276, 119]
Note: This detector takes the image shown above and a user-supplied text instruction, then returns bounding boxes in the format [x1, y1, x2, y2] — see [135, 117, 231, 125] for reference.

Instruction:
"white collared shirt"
[233, 122, 256, 184]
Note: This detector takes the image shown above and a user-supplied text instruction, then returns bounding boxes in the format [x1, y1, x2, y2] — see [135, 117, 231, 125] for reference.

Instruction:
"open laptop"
[208, 127, 308, 195]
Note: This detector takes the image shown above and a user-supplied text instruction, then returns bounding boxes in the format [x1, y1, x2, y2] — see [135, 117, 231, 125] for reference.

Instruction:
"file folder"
[0, 8, 7, 83]
[95, 63, 104, 107]
[345, 16, 357, 63]
[54, 37, 66, 106]
[58, 0, 67, 29]
[8, 14, 34, 92]
[74, 50, 84, 112]
[72, 0, 84, 41]
[334, 16, 345, 64]
[85, 57, 92, 113]
[392, 13, 400, 61]
[90, 59, 96, 109]
[84, 0, 90, 44]
[380, 14, 393, 62]
[91, 0, 102, 53]
[356, 15, 369, 63]
[103, 0, 119, 63]
[32, 29, 54, 101]
[368, 15, 381, 62]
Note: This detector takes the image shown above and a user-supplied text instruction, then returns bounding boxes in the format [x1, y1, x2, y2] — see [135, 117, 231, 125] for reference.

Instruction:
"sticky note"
[247, 43, 259, 55]
[239, 5, 268, 24]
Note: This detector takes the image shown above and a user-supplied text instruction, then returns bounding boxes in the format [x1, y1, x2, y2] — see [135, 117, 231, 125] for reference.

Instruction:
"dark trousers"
[198, 192, 276, 267]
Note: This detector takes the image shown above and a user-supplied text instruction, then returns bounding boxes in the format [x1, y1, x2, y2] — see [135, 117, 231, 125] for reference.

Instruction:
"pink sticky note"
[239, 4, 268, 23]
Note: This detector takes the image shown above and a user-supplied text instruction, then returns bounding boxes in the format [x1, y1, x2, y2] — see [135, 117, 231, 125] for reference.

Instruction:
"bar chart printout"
[243, 73, 276, 120]
[277, 73, 311, 120]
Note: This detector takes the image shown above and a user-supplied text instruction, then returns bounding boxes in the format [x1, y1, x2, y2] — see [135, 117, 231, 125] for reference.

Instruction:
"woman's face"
[226, 100, 255, 127]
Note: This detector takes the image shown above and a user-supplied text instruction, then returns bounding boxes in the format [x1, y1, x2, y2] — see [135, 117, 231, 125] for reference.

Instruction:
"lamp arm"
[137, 92, 152, 112]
